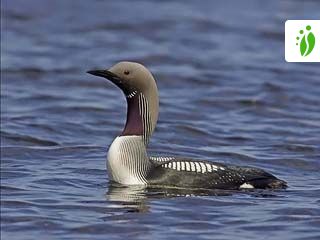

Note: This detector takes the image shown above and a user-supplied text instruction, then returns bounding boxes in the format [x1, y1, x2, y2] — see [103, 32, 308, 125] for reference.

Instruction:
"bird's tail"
[229, 166, 288, 189]
[248, 178, 287, 189]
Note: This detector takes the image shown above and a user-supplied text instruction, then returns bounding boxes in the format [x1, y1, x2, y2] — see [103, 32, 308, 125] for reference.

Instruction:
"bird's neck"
[121, 93, 157, 146]
[121, 96, 143, 136]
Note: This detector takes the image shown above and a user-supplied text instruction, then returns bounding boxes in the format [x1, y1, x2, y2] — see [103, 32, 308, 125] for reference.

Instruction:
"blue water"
[1, 0, 320, 239]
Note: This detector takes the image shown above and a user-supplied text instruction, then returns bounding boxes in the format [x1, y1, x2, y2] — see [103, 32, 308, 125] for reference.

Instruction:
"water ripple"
[2, 0, 320, 240]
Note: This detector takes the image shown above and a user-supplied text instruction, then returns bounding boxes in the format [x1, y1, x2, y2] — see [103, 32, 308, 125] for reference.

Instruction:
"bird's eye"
[124, 70, 130, 75]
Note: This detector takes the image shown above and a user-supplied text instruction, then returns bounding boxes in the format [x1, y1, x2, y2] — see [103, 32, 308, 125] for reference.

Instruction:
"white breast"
[107, 135, 151, 185]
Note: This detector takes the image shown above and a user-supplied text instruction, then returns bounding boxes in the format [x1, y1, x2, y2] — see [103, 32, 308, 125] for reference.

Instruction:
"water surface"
[1, 0, 320, 239]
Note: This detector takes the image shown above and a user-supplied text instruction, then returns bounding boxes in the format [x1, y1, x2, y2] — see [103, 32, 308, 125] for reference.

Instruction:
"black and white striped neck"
[121, 92, 154, 146]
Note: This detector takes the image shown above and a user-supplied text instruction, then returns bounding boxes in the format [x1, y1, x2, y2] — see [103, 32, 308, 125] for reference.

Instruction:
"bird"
[87, 61, 287, 190]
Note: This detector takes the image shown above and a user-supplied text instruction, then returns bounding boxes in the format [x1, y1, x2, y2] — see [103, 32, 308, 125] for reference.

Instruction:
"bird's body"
[88, 62, 287, 190]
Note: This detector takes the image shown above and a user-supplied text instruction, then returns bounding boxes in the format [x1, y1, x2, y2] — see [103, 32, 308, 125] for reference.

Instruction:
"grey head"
[87, 61, 159, 145]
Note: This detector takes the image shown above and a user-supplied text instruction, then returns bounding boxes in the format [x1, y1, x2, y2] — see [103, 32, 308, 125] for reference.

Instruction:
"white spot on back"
[199, 162, 206, 173]
[206, 163, 212, 172]
[240, 183, 254, 189]
[176, 162, 181, 171]
[212, 165, 218, 171]
[181, 162, 185, 171]
[186, 162, 191, 171]
[195, 162, 201, 172]
[172, 161, 176, 169]
[190, 162, 196, 172]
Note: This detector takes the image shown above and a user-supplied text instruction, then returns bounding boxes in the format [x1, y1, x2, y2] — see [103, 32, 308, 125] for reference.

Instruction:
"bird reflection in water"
[106, 182, 239, 213]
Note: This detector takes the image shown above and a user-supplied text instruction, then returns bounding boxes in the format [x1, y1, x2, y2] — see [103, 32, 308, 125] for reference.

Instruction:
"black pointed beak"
[86, 69, 121, 82]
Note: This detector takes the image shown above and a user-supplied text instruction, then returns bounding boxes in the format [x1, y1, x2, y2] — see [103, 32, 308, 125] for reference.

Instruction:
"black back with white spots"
[147, 157, 286, 190]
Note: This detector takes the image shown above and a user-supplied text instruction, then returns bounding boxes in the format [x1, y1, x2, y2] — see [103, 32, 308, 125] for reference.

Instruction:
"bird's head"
[87, 61, 156, 97]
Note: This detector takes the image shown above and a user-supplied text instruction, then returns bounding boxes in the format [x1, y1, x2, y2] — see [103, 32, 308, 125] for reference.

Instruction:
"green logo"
[296, 25, 315, 57]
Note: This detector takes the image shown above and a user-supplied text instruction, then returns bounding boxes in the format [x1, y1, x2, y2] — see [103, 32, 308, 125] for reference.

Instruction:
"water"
[1, 0, 320, 239]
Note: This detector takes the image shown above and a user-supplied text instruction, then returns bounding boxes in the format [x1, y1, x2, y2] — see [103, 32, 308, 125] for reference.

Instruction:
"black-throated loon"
[87, 62, 287, 190]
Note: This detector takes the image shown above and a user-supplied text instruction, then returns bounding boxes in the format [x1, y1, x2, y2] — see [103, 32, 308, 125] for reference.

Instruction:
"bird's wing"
[147, 157, 286, 189]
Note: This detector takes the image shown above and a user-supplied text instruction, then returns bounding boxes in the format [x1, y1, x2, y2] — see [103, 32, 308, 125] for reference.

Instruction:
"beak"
[87, 69, 121, 82]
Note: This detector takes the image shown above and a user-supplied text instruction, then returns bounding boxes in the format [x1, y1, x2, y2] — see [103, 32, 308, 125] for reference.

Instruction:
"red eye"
[124, 70, 130, 75]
